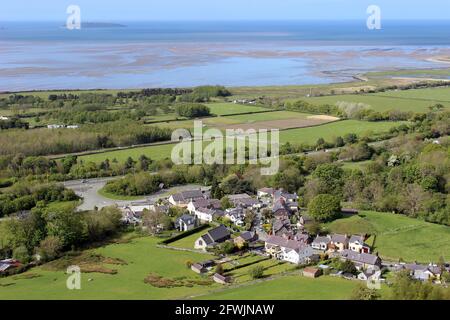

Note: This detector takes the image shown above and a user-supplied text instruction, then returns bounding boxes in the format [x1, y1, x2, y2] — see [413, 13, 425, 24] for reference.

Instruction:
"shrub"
[248, 265, 264, 279]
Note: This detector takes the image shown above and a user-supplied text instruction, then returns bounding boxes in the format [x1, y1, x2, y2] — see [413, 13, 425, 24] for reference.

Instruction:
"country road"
[63, 177, 207, 211]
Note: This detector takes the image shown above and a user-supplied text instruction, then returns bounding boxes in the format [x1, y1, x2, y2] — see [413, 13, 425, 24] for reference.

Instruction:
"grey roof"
[331, 234, 349, 244]
[238, 231, 255, 241]
[341, 249, 380, 265]
[172, 190, 204, 202]
[201, 234, 214, 245]
[399, 263, 441, 275]
[266, 235, 305, 251]
[191, 198, 221, 209]
[227, 194, 252, 201]
[234, 198, 259, 207]
[258, 187, 274, 194]
[178, 214, 196, 226]
[272, 199, 289, 213]
[205, 225, 231, 243]
[293, 233, 310, 243]
[312, 236, 331, 245]
[349, 235, 366, 244]
[213, 273, 230, 281]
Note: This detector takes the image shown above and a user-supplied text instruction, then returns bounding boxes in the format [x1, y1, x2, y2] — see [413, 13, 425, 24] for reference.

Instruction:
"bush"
[248, 265, 264, 279]
[175, 103, 211, 118]
[12, 246, 31, 264]
[37, 236, 63, 262]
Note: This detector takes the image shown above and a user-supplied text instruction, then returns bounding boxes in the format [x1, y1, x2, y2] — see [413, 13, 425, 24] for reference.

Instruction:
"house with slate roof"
[349, 235, 371, 253]
[194, 225, 231, 251]
[169, 190, 205, 207]
[340, 249, 381, 270]
[175, 214, 197, 232]
[265, 235, 314, 265]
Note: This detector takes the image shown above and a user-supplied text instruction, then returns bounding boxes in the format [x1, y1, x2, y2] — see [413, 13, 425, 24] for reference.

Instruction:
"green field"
[0, 235, 219, 300]
[168, 227, 214, 249]
[197, 275, 357, 300]
[372, 86, 450, 102]
[225, 111, 315, 122]
[279, 120, 404, 145]
[301, 87, 450, 112]
[206, 103, 268, 115]
[327, 211, 450, 262]
[79, 120, 403, 163]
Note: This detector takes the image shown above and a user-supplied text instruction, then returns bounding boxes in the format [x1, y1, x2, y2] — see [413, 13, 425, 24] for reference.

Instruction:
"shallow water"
[0, 20, 449, 90]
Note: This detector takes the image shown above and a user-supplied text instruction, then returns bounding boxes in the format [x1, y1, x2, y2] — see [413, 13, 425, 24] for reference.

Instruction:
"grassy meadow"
[327, 211, 450, 263]
[302, 91, 450, 113]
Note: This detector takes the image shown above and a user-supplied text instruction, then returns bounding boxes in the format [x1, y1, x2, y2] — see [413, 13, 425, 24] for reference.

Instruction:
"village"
[115, 186, 449, 287]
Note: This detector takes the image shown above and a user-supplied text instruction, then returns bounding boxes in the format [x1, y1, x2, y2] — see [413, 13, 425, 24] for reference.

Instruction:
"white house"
[265, 235, 314, 265]
[193, 207, 224, 223]
[224, 208, 245, 226]
[187, 198, 221, 213]
[349, 235, 371, 253]
[169, 190, 205, 207]
[0, 116, 9, 121]
[311, 236, 331, 251]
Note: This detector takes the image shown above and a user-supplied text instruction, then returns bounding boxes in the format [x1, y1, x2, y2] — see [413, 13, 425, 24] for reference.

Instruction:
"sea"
[0, 20, 449, 91]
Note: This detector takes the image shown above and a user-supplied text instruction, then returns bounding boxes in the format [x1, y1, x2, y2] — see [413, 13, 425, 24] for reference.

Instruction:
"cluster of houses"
[118, 186, 449, 285]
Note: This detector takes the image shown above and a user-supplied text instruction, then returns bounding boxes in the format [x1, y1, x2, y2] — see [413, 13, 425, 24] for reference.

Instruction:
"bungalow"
[349, 235, 371, 254]
[340, 249, 382, 270]
[169, 190, 205, 207]
[330, 234, 349, 252]
[175, 214, 197, 232]
[193, 207, 224, 223]
[194, 225, 231, 251]
[187, 198, 221, 213]
[311, 236, 331, 252]
[191, 260, 215, 274]
[265, 235, 314, 265]
[303, 267, 322, 278]
[213, 273, 232, 285]
[234, 231, 258, 248]
[228, 194, 259, 208]
[396, 263, 441, 281]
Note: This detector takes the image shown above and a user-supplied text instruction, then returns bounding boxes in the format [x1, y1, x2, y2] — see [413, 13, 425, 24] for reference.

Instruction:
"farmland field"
[300, 87, 450, 112]
[79, 119, 404, 163]
[197, 275, 358, 300]
[278, 120, 404, 145]
[327, 211, 450, 262]
[206, 102, 268, 115]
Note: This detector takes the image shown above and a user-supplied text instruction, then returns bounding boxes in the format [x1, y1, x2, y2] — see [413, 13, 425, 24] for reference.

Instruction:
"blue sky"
[1, 0, 449, 21]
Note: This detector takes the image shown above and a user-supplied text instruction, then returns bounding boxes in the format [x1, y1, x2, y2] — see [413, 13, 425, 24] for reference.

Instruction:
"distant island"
[64, 22, 127, 28]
